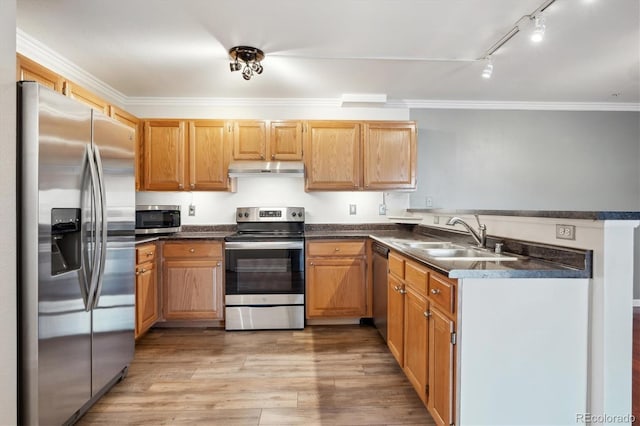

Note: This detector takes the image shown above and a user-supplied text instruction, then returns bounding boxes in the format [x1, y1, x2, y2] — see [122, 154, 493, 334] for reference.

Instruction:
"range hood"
[228, 161, 305, 177]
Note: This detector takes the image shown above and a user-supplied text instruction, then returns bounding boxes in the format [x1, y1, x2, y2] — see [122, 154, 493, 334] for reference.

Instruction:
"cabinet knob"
[146, 252, 153, 256]
[178, 184, 184, 189]
[309, 262, 314, 266]
[271, 154, 275, 160]
[431, 288, 441, 295]
[423, 311, 431, 318]
[135, 270, 140, 276]
[190, 183, 195, 189]
[140, 268, 146, 273]
[217, 262, 221, 267]
[334, 247, 340, 251]
[189, 248, 195, 253]
[399, 288, 407, 294]
[260, 154, 265, 160]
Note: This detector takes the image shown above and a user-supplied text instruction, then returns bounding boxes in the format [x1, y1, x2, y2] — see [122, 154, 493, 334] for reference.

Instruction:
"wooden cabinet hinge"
[451, 331, 457, 345]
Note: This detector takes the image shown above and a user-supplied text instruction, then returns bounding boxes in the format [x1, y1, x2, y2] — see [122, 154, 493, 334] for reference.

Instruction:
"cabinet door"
[63, 81, 110, 114]
[189, 120, 230, 190]
[404, 285, 429, 404]
[387, 274, 405, 366]
[269, 120, 303, 160]
[135, 261, 158, 338]
[163, 259, 223, 320]
[233, 120, 267, 160]
[16, 54, 64, 92]
[143, 120, 187, 190]
[428, 307, 455, 426]
[306, 257, 367, 318]
[304, 121, 361, 190]
[110, 106, 141, 191]
[363, 121, 416, 190]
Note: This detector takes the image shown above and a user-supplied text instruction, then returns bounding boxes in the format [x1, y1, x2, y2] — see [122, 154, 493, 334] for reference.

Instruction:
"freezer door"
[90, 112, 135, 396]
[18, 82, 93, 425]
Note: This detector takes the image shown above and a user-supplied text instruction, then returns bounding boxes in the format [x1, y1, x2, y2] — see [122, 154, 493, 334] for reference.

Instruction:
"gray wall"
[409, 109, 640, 210]
[0, 0, 17, 423]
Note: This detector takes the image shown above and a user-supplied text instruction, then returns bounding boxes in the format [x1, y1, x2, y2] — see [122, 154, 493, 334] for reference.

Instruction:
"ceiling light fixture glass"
[228, 46, 264, 80]
[530, 15, 546, 42]
[482, 57, 494, 79]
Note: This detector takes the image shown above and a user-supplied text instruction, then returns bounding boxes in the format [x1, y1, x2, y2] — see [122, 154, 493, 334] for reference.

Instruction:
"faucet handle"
[495, 243, 503, 254]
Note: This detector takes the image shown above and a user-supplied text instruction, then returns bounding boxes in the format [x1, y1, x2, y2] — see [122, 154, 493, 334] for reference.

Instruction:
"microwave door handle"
[91, 145, 108, 309]
[83, 145, 101, 311]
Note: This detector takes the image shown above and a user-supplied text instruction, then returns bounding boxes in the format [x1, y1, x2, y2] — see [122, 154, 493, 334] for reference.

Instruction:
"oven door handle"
[224, 241, 304, 250]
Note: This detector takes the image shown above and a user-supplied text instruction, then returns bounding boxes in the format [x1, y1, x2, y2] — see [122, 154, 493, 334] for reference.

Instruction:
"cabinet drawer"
[388, 251, 405, 279]
[163, 241, 222, 259]
[306, 240, 365, 257]
[136, 243, 157, 264]
[428, 272, 456, 315]
[135, 260, 155, 274]
[405, 260, 428, 297]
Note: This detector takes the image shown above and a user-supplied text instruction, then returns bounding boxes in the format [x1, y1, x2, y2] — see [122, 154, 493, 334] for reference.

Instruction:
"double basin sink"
[387, 239, 518, 262]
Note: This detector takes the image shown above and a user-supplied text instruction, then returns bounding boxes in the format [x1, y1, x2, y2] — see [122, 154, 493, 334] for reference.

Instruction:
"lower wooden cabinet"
[162, 241, 224, 320]
[387, 250, 457, 426]
[404, 284, 429, 404]
[428, 306, 455, 426]
[305, 239, 369, 318]
[387, 273, 405, 366]
[135, 243, 159, 338]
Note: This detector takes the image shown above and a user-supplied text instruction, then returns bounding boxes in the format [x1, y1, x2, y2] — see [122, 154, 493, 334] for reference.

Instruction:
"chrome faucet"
[446, 215, 487, 248]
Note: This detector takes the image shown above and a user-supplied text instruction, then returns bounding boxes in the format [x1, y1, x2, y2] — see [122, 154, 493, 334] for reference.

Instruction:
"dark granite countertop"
[305, 224, 592, 279]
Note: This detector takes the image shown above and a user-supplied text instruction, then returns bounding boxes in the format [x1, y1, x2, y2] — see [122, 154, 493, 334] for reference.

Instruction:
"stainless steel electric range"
[224, 207, 305, 330]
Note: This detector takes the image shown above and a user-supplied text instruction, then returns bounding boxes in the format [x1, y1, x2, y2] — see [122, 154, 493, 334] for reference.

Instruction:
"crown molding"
[17, 29, 639, 113]
[124, 96, 342, 108]
[388, 99, 640, 112]
[16, 28, 128, 107]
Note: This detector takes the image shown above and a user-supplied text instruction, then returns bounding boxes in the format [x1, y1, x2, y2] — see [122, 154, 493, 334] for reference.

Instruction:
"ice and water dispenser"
[51, 208, 81, 275]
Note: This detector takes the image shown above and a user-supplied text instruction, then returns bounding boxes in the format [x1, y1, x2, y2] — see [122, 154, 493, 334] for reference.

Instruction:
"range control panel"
[236, 207, 305, 222]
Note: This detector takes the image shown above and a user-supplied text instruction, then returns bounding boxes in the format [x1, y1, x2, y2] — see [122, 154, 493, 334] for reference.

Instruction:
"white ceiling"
[15, 0, 640, 106]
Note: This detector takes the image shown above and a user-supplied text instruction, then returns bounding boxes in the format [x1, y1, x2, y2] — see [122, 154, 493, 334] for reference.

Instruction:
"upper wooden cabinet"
[63, 80, 110, 114]
[16, 54, 64, 93]
[363, 121, 416, 190]
[143, 120, 188, 191]
[189, 120, 231, 190]
[231, 120, 303, 161]
[109, 106, 142, 191]
[232, 120, 267, 160]
[303, 121, 361, 190]
[270, 120, 303, 160]
[304, 120, 416, 191]
[143, 120, 231, 191]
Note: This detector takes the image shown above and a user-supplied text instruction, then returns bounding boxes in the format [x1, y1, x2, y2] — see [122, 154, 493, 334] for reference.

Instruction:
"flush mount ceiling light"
[530, 15, 546, 42]
[228, 46, 264, 80]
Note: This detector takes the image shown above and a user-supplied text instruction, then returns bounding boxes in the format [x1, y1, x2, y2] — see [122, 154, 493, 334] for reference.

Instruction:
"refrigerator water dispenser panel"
[51, 208, 81, 275]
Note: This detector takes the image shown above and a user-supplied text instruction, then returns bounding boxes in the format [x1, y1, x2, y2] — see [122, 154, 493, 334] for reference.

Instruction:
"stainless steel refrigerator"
[18, 81, 135, 425]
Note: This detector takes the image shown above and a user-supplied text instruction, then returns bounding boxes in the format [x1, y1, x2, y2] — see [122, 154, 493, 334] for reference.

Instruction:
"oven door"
[224, 241, 304, 297]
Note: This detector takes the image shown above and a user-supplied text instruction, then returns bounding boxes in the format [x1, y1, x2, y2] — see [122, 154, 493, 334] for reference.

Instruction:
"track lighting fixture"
[531, 15, 546, 43]
[482, 57, 494, 79]
[228, 46, 264, 80]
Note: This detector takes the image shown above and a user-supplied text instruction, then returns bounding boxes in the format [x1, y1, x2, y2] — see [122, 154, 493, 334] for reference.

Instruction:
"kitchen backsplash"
[136, 176, 411, 224]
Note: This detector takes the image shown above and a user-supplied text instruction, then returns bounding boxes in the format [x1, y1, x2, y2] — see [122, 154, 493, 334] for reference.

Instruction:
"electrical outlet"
[349, 204, 357, 215]
[556, 224, 575, 240]
[189, 204, 196, 216]
[433, 215, 439, 224]
[426, 196, 433, 207]
[378, 204, 386, 215]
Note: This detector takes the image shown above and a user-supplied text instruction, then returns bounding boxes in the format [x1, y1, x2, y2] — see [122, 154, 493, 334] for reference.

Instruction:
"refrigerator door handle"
[91, 144, 108, 309]
[85, 145, 102, 311]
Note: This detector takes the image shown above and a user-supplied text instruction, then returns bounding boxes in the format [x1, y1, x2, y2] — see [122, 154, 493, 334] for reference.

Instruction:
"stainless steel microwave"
[135, 205, 181, 235]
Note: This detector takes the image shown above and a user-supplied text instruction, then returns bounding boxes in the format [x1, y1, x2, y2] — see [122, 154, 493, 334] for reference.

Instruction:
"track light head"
[230, 61, 241, 72]
[531, 16, 546, 43]
[481, 57, 494, 79]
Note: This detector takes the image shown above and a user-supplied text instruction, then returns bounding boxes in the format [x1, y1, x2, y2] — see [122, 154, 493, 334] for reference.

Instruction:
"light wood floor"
[78, 325, 435, 425]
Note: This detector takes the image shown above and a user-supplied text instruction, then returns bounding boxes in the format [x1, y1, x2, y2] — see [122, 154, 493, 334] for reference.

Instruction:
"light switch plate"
[189, 204, 196, 216]
[349, 204, 357, 215]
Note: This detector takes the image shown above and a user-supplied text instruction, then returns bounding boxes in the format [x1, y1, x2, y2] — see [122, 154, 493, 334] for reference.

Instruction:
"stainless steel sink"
[416, 247, 518, 261]
[388, 239, 456, 249]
